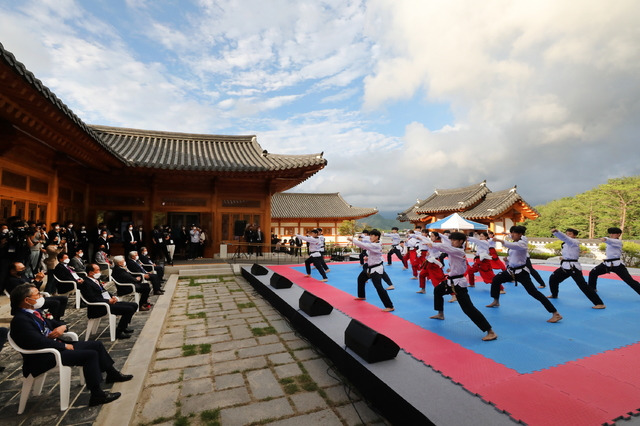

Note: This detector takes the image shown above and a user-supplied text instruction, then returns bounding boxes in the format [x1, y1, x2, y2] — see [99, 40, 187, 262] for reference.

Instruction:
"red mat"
[268, 264, 640, 425]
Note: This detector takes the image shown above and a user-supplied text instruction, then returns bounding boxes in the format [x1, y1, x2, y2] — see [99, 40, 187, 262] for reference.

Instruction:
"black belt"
[561, 259, 578, 263]
[367, 262, 383, 274]
[448, 274, 464, 280]
[605, 258, 620, 262]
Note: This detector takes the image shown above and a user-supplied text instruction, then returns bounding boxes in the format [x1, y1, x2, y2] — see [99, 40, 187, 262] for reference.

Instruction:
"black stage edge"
[241, 266, 432, 425]
[241, 266, 518, 426]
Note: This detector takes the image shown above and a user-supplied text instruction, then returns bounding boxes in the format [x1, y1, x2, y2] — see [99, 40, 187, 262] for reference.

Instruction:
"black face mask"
[17, 270, 25, 276]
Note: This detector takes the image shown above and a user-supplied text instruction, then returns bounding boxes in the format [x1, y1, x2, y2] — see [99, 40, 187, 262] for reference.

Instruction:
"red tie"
[33, 310, 43, 321]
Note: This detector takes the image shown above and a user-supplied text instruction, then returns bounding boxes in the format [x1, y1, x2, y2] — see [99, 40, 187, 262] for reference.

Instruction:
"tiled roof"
[460, 187, 539, 219]
[396, 201, 424, 222]
[414, 181, 490, 214]
[271, 193, 377, 219]
[0, 42, 122, 161]
[91, 125, 327, 172]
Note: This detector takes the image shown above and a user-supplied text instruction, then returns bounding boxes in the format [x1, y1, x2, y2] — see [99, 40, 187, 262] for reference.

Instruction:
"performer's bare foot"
[547, 294, 557, 299]
[538, 284, 546, 289]
[547, 312, 563, 323]
[321, 278, 328, 282]
[500, 290, 506, 294]
[486, 300, 500, 308]
[382, 307, 395, 312]
[325, 269, 330, 273]
[482, 330, 498, 341]
[468, 284, 475, 287]
[386, 285, 395, 290]
[402, 267, 408, 270]
[354, 297, 366, 301]
[592, 304, 606, 309]
[304, 274, 310, 278]
[430, 313, 444, 320]
[410, 276, 418, 280]
[416, 289, 426, 294]
[448, 295, 457, 303]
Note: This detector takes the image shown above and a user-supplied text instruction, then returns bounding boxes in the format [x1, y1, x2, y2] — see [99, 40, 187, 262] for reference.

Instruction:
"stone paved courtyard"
[132, 274, 390, 426]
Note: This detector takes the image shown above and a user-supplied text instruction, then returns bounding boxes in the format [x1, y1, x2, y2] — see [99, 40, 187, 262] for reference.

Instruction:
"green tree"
[338, 220, 358, 236]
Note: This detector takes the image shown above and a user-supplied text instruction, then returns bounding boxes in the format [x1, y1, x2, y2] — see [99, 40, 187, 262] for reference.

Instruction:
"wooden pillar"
[49, 167, 59, 223]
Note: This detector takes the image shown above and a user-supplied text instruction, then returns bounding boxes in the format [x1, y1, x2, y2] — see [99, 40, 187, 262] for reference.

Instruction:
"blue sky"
[1, 0, 639, 218]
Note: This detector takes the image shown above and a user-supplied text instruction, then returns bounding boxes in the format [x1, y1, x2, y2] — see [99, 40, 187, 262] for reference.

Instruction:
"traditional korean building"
[0, 42, 326, 256]
[397, 181, 539, 235]
[270, 192, 377, 243]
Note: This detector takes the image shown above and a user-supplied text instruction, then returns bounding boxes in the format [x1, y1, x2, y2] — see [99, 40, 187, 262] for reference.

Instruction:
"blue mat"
[293, 261, 640, 373]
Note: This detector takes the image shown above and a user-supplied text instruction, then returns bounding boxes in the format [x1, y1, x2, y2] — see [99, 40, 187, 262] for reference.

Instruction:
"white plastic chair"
[111, 278, 140, 309]
[53, 274, 80, 309]
[8, 331, 84, 414]
[79, 293, 116, 341]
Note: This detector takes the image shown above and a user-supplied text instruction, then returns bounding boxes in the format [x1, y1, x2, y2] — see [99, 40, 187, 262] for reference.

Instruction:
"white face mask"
[63, 258, 70, 264]
[142, 251, 148, 256]
[30, 296, 45, 310]
[92, 272, 102, 279]
[77, 252, 83, 258]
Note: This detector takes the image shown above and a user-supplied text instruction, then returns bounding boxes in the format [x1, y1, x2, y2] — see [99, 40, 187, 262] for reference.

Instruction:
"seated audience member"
[6, 262, 68, 321]
[80, 264, 138, 339]
[94, 245, 112, 266]
[139, 247, 164, 281]
[112, 256, 152, 311]
[69, 248, 87, 275]
[48, 252, 84, 294]
[126, 251, 163, 295]
[10, 283, 131, 405]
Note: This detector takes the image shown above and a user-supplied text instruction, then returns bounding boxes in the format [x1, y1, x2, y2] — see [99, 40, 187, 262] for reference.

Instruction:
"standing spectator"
[198, 228, 207, 258]
[26, 227, 45, 278]
[64, 221, 77, 256]
[122, 223, 138, 255]
[189, 225, 200, 260]
[152, 225, 170, 264]
[178, 225, 188, 259]
[244, 224, 256, 256]
[164, 226, 175, 265]
[253, 226, 264, 257]
[77, 224, 89, 261]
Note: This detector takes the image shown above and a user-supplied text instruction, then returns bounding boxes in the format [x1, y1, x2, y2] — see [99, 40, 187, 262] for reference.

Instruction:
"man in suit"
[112, 256, 151, 311]
[139, 247, 164, 281]
[126, 252, 163, 295]
[122, 223, 138, 255]
[48, 252, 83, 294]
[9, 283, 131, 406]
[6, 262, 68, 321]
[80, 264, 138, 339]
[69, 248, 86, 275]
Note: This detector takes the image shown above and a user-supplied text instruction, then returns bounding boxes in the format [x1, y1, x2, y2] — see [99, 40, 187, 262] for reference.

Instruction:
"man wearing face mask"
[80, 264, 138, 339]
[122, 223, 138, 255]
[139, 247, 164, 281]
[126, 251, 163, 295]
[10, 283, 131, 405]
[69, 248, 87, 275]
[6, 262, 68, 321]
[48, 252, 83, 295]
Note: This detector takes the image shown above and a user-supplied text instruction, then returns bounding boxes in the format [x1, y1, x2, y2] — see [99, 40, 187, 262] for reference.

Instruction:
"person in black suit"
[111, 256, 151, 311]
[139, 247, 164, 280]
[122, 223, 139, 255]
[254, 226, 264, 257]
[80, 264, 138, 339]
[6, 262, 68, 321]
[47, 252, 83, 294]
[126, 252, 163, 295]
[9, 283, 132, 406]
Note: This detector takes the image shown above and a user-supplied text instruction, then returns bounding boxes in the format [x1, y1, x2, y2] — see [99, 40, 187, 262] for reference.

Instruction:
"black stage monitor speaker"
[299, 291, 333, 316]
[344, 319, 400, 363]
[234, 220, 247, 237]
[270, 273, 293, 289]
[251, 263, 269, 276]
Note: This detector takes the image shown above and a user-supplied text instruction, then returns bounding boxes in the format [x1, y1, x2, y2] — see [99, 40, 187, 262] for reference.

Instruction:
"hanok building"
[270, 192, 377, 243]
[0, 42, 326, 257]
[397, 181, 539, 235]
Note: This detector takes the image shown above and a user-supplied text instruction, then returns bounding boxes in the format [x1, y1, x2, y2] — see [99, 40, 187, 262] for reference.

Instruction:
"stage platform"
[242, 261, 640, 426]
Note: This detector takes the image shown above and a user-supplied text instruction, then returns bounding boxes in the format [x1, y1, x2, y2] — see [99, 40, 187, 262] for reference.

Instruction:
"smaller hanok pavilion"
[397, 181, 539, 235]
[270, 192, 377, 243]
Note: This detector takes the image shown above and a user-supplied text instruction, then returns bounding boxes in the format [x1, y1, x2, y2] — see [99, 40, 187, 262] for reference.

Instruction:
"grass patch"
[284, 383, 299, 394]
[251, 326, 277, 336]
[174, 416, 189, 426]
[199, 343, 211, 354]
[186, 312, 206, 319]
[237, 302, 255, 309]
[182, 345, 198, 356]
[279, 377, 295, 384]
[229, 288, 243, 292]
[150, 416, 170, 424]
[200, 409, 221, 426]
[188, 294, 204, 299]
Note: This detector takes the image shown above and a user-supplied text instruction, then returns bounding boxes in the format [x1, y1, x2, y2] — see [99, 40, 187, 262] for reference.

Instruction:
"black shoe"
[154, 290, 164, 295]
[105, 371, 134, 384]
[123, 328, 134, 333]
[115, 331, 131, 339]
[89, 391, 121, 406]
